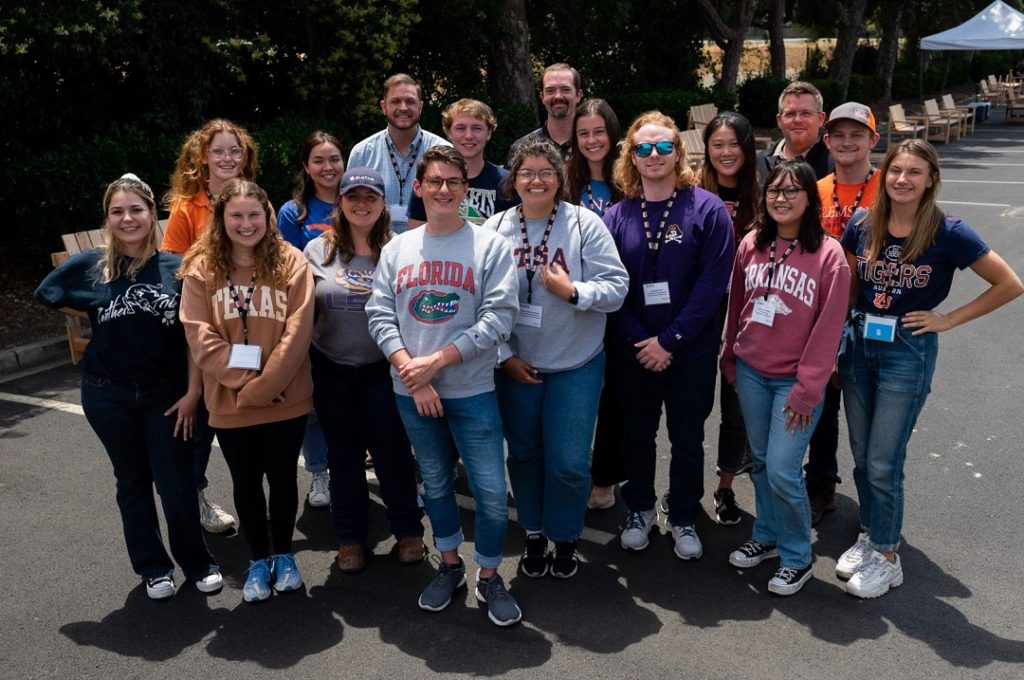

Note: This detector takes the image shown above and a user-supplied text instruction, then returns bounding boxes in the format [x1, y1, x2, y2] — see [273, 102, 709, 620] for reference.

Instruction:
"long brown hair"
[865, 139, 943, 263]
[290, 131, 344, 225]
[163, 119, 258, 208]
[613, 111, 696, 199]
[566, 98, 623, 206]
[95, 174, 161, 284]
[323, 198, 392, 266]
[699, 112, 759, 235]
[178, 179, 289, 285]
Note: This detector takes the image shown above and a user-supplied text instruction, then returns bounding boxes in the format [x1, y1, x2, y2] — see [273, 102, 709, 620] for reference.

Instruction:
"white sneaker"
[145, 574, 175, 600]
[846, 551, 903, 599]
[195, 570, 224, 594]
[198, 489, 236, 533]
[669, 523, 703, 560]
[836, 532, 872, 580]
[308, 471, 331, 508]
[620, 509, 658, 551]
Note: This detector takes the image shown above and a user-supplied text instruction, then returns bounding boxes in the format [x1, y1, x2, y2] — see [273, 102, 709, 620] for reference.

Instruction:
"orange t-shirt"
[817, 170, 881, 238]
[162, 192, 213, 254]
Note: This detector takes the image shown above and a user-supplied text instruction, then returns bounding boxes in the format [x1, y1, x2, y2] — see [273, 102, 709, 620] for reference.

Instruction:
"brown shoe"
[808, 476, 837, 527]
[397, 536, 427, 564]
[337, 544, 366, 573]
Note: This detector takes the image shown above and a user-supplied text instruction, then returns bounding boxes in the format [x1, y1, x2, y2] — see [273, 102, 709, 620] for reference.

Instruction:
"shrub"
[737, 76, 790, 127]
[848, 75, 886, 106]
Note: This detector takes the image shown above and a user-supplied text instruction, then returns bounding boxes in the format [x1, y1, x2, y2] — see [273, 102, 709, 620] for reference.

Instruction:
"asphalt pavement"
[2, 112, 1023, 680]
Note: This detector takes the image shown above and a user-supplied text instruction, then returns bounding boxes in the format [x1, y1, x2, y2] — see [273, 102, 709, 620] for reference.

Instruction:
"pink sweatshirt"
[720, 231, 851, 415]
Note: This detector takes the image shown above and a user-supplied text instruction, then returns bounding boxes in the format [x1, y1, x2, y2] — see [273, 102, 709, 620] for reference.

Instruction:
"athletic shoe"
[620, 509, 658, 551]
[519, 533, 549, 578]
[271, 554, 302, 592]
[194, 569, 223, 594]
[549, 540, 579, 579]
[308, 471, 331, 508]
[713, 488, 742, 525]
[198, 489, 236, 533]
[475, 570, 522, 627]
[418, 556, 466, 612]
[243, 559, 272, 603]
[768, 564, 813, 596]
[729, 539, 779, 568]
[669, 523, 703, 560]
[145, 574, 175, 600]
[835, 532, 871, 580]
[846, 551, 903, 599]
[587, 485, 616, 510]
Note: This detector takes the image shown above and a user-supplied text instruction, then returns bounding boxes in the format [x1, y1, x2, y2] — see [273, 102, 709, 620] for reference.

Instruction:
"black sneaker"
[519, 533, 549, 578]
[475, 570, 522, 626]
[767, 564, 813, 596]
[728, 539, 779, 568]
[713, 488, 742, 525]
[418, 556, 466, 612]
[549, 540, 579, 579]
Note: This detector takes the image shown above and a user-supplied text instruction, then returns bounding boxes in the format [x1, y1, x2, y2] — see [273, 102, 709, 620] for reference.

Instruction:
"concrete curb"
[0, 335, 70, 377]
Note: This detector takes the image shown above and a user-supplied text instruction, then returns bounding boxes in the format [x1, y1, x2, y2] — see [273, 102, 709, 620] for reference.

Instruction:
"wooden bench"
[50, 220, 167, 365]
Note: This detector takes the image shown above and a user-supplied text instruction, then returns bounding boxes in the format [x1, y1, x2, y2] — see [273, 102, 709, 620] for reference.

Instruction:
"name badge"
[863, 314, 896, 342]
[229, 343, 262, 370]
[751, 297, 776, 327]
[389, 203, 408, 224]
[643, 281, 671, 306]
[517, 303, 543, 328]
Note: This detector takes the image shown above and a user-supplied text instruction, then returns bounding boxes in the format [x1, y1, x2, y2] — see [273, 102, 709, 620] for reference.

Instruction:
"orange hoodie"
[180, 244, 314, 428]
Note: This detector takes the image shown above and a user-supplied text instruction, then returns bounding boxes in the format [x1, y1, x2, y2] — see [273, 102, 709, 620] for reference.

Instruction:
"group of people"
[36, 64, 1022, 627]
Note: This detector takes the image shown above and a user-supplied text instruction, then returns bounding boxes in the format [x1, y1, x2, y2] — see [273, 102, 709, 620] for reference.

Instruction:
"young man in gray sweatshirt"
[366, 145, 522, 626]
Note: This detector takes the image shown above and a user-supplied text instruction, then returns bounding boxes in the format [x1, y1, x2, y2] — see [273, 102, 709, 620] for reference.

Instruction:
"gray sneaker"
[669, 523, 703, 560]
[474, 569, 522, 626]
[418, 556, 466, 612]
[620, 508, 658, 551]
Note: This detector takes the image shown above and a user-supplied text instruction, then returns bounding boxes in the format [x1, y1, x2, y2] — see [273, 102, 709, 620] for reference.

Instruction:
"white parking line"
[942, 179, 1024, 184]
[938, 201, 1012, 207]
[0, 391, 84, 415]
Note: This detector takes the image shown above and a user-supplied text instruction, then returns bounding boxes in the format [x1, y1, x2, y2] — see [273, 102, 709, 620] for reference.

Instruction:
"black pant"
[591, 344, 627, 487]
[805, 381, 842, 483]
[216, 414, 307, 560]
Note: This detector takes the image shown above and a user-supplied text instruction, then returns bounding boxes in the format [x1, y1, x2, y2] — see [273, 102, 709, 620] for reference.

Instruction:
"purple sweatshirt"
[720, 231, 851, 415]
[603, 186, 735, 361]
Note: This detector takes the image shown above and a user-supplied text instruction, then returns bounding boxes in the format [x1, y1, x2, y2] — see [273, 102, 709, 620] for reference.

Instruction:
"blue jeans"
[618, 351, 717, 526]
[839, 319, 938, 552]
[301, 408, 328, 473]
[395, 391, 508, 569]
[81, 375, 218, 581]
[311, 349, 423, 544]
[735, 359, 823, 569]
[497, 352, 605, 541]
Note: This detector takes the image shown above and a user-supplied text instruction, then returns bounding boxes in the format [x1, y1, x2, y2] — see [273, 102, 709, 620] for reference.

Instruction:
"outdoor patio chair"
[1007, 90, 1024, 124]
[680, 128, 705, 170]
[979, 80, 1007, 106]
[940, 94, 974, 134]
[922, 99, 962, 143]
[687, 103, 718, 134]
[886, 104, 925, 148]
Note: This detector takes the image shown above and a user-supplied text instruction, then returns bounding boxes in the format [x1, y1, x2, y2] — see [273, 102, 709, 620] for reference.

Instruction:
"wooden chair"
[49, 220, 167, 365]
[1007, 90, 1024, 124]
[940, 94, 974, 134]
[922, 99, 962, 143]
[885, 104, 925, 148]
[687, 103, 718, 134]
[680, 128, 705, 171]
[979, 80, 1007, 106]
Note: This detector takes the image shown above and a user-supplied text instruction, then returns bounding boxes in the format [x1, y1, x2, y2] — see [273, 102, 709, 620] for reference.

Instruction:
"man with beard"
[756, 81, 834, 185]
[348, 74, 450, 234]
[512, 63, 584, 160]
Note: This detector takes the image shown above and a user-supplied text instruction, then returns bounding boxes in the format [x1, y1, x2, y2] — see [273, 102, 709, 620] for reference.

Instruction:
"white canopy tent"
[921, 0, 1024, 50]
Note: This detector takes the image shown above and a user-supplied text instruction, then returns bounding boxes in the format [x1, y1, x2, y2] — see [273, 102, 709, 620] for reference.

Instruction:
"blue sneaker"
[271, 554, 302, 592]
[474, 569, 522, 627]
[418, 556, 466, 612]
[243, 559, 272, 603]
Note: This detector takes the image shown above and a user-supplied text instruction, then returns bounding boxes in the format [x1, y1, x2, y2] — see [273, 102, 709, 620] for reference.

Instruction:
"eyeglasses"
[209, 146, 244, 160]
[633, 141, 675, 158]
[423, 177, 466, 190]
[765, 185, 804, 200]
[515, 169, 558, 181]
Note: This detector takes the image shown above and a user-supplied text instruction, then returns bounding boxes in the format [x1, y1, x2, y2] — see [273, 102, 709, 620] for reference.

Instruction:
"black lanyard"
[226, 271, 257, 344]
[764, 237, 799, 300]
[872, 237, 903, 311]
[385, 135, 421, 206]
[581, 183, 600, 212]
[516, 204, 558, 304]
[640, 189, 677, 275]
[832, 167, 876, 228]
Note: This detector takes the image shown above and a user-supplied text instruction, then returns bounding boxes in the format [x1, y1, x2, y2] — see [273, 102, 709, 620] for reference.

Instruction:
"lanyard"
[226, 271, 257, 344]
[764, 237, 799, 300]
[871, 237, 903, 311]
[582, 182, 602, 213]
[516, 204, 558, 304]
[832, 167, 876, 228]
[385, 135, 421, 206]
[640, 189, 677, 274]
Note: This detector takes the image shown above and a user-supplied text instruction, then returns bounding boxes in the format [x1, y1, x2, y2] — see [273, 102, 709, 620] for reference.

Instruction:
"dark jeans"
[81, 374, 217, 581]
[591, 344, 627, 487]
[191, 400, 214, 491]
[310, 348, 423, 545]
[716, 370, 751, 475]
[619, 351, 718, 526]
[805, 380, 843, 483]
[215, 415, 307, 560]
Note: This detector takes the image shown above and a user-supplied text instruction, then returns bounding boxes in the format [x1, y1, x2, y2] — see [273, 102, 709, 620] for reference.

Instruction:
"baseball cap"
[825, 102, 876, 133]
[340, 167, 385, 196]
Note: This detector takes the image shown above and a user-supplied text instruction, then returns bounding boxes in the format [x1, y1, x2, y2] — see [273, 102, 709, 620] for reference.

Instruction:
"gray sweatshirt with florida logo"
[367, 220, 519, 398]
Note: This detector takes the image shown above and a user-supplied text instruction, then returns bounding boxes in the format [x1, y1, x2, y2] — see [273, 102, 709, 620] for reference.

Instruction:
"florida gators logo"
[409, 290, 459, 324]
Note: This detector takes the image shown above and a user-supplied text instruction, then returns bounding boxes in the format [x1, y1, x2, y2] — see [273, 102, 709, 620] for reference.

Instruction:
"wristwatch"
[567, 287, 579, 305]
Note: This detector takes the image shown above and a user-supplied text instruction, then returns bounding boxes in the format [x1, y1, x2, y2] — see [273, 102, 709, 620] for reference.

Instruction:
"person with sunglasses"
[366, 145, 522, 626]
[721, 161, 851, 596]
[603, 111, 734, 560]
